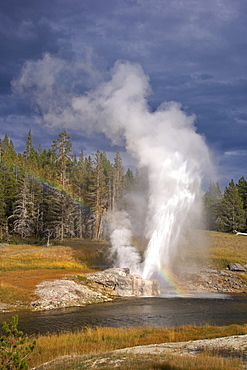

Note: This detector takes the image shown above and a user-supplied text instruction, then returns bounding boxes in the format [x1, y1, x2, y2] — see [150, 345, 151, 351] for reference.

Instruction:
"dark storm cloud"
[0, 0, 246, 187]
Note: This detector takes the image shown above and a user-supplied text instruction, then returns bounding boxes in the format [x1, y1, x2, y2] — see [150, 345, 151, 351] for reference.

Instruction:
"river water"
[0, 293, 247, 336]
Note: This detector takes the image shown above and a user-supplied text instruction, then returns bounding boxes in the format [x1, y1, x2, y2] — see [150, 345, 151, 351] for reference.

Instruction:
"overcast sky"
[0, 0, 246, 188]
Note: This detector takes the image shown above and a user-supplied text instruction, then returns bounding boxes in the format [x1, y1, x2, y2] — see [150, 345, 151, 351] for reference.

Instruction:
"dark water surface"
[0, 294, 247, 336]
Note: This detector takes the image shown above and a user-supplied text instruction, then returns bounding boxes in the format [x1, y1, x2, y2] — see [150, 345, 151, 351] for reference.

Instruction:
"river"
[0, 293, 247, 336]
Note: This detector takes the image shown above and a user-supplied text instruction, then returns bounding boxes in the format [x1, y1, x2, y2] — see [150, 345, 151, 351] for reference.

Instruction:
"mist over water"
[14, 58, 213, 282]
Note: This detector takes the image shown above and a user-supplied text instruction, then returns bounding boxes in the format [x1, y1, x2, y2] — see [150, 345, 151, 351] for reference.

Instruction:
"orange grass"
[0, 282, 31, 305]
[28, 324, 247, 368]
[0, 269, 82, 298]
[0, 243, 93, 308]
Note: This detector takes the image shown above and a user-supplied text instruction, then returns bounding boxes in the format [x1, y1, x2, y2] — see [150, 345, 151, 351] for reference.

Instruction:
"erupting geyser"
[14, 57, 213, 284]
[85, 61, 212, 281]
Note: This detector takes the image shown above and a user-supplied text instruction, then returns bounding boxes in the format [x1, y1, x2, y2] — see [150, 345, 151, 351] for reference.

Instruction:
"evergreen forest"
[0, 130, 247, 243]
[0, 130, 136, 242]
[204, 179, 247, 233]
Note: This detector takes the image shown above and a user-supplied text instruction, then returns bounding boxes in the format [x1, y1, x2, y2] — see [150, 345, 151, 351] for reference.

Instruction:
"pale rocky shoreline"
[0, 266, 246, 312]
[31, 268, 160, 311]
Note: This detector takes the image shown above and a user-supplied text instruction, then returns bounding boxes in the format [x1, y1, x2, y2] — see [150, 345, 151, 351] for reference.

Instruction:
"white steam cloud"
[13, 55, 213, 280]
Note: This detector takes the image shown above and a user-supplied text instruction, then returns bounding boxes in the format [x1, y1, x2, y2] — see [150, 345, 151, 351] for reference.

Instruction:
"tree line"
[1, 129, 246, 242]
[0, 130, 136, 242]
[204, 178, 247, 233]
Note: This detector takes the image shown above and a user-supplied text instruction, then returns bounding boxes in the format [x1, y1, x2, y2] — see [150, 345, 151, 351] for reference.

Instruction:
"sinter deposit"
[32, 268, 159, 311]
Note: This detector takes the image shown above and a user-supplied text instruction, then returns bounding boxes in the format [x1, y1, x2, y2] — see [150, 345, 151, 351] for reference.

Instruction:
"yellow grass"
[0, 254, 86, 271]
[28, 324, 247, 368]
[207, 231, 247, 268]
[0, 243, 92, 308]
[0, 244, 88, 271]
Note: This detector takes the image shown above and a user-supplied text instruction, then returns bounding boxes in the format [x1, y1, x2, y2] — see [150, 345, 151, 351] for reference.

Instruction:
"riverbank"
[0, 266, 246, 313]
[0, 231, 247, 312]
[11, 323, 246, 369]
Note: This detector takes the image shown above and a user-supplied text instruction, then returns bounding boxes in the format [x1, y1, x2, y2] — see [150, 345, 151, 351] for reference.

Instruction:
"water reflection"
[0, 294, 246, 336]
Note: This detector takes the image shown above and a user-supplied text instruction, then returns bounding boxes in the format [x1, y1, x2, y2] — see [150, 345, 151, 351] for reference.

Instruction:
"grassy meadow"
[0, 239, 109, 308]
[0, 231, 247, 369]
[207, 231, 247, 268]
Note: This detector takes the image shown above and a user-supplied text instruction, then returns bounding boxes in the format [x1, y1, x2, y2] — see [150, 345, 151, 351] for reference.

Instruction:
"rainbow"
[157, 265, 187, 297]
[28, 172, 89, 211]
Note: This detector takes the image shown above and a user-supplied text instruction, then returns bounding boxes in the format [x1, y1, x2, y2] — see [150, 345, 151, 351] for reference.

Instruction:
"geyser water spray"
[14, 58, 213, 283]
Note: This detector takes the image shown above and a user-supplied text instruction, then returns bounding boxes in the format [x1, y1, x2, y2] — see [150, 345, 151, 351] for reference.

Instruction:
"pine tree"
[124, 168, 135, 192]
[51, 130, 73, 190]
[81, 155, 94, 238]
[0, 176, 6, 240]
[1, 164, 18, 237]
[39, 186, 57, 242]
[100, 152, 113, 211]
[203, 182, 222, 230]
[111, 151, 125, 210]
[0, 315, 36, 370]
[72, 151, 88, 238]
[1, 135, 17, 165]
[51, 131, 74, 240]
[10, 174, 35, 239]
[236, 176, 247, 231]
[217, 180, 246, 232]
[23, 130, 36, 160]
[89, 151, 107, 240]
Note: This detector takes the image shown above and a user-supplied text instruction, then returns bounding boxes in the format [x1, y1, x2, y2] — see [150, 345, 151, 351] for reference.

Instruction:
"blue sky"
[0, 0, 246, 188]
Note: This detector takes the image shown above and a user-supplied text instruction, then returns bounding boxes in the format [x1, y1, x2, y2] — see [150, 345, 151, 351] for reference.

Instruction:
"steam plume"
[13, 57, 213, 279]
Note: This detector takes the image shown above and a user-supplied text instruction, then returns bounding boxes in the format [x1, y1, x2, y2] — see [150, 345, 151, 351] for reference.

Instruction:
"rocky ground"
[116, 334, 247, 358]
[179, 267, 247, 294]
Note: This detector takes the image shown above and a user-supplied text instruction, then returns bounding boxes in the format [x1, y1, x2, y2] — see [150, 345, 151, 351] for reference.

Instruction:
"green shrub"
[0, 315, 36, 370]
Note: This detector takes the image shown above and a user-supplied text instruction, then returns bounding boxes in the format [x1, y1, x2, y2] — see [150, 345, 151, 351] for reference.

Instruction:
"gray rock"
[31, 268, 160, 311]
[32, 279, 112, 311]
[85, 268, 160, 297]
[228, 263, 246, 272]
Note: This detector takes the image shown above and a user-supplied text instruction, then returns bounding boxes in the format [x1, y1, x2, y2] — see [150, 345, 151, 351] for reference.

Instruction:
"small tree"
[217, 180, 246, 232]
[203, 182, 222, 230]
[237, 176, 247, 231]
[0, 315, 36, 370]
